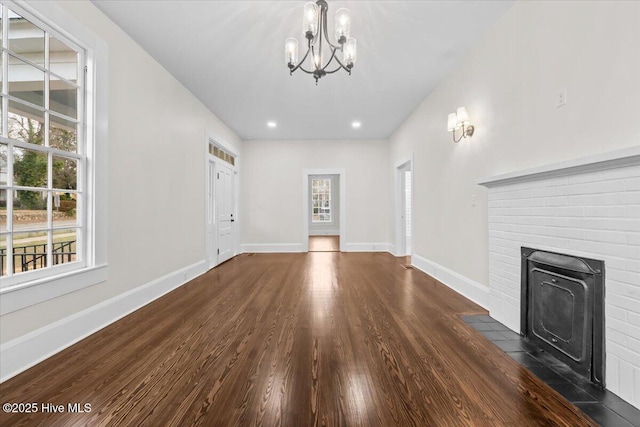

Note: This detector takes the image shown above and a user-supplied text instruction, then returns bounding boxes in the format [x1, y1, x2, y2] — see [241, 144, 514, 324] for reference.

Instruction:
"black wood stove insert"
[521, 247, 605, 388]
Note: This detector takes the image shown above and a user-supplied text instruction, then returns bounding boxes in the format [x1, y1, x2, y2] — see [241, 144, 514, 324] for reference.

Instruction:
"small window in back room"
[311, 178, 332, 223]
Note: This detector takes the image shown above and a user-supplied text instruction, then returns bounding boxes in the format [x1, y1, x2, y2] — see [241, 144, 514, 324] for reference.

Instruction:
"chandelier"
[285, 0, 357, 84]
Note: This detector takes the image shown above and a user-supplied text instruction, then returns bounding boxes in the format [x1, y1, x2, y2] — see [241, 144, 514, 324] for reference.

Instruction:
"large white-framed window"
[0, 0, 108, 315]
[311, 177, 332, 223]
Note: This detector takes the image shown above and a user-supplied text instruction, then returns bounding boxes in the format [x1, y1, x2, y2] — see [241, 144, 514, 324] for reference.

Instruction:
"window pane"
[53, 228, 77, 266]
[53, 192, 77, 227]
[1, 234, 7, 277]
[13, 146, 47, 188]
[8, 55, 45, 106]
[13, 190, 47, 230]
[49, 36, 78, 81]
[1, 6, 86, 284]
[12, 230, 48, 273]
[0, 143, 7, 186]
[52, 155, 77, 190]
[8, 100, 45, 144]
[50, 76, 77, 119]
[49, 114, 77, 153]
[0, 192, 6, 232]
[8, 9, 45, 65]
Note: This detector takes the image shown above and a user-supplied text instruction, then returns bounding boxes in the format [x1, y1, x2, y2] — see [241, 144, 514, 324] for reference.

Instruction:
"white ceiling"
[91, 1, 513, 141]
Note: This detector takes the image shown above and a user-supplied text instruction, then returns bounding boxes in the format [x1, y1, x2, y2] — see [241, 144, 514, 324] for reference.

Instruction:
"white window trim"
[0, 0, 108, 315]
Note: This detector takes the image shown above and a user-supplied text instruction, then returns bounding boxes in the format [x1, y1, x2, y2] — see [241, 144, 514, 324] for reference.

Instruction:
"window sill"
[0, 264, 108, 315]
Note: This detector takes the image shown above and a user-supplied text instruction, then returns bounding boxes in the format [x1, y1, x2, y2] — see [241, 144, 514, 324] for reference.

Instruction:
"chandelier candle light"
[285, 0, 357, 84]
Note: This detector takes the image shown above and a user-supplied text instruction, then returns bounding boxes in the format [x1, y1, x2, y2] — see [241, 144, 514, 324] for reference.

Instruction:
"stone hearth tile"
[575, 403, 634, 427]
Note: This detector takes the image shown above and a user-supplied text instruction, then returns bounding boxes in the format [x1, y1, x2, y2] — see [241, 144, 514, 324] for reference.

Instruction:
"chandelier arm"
[320, 47, 338, 72]
[310, 44, 320, 70]
[332, 54, 352, 73]
[289, 43, 313, 74]
[297, 66, 315, 74]
[313, 2, 322, 45]
[321, 8, 341, 50]
[324, 67, 344, 74]
[316, 23, 323, 70]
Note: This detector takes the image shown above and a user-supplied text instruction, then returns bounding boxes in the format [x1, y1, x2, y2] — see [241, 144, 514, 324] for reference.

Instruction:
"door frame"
[206, 159, 217, 269]
[205, 137, 239, 269]
[395, 156, 413, 257]
[302, 168, 346, 252]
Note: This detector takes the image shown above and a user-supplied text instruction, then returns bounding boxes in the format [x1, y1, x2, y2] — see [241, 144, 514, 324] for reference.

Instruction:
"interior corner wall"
[389, 0, 640, 293]
[0, 0, 242, 344]
[240, 140, 390, 250]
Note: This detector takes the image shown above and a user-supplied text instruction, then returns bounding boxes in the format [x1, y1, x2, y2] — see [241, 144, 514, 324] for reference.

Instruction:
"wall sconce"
[447, 107, 475, 143]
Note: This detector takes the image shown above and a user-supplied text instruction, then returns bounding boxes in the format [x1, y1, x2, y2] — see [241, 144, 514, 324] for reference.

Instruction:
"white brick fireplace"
[479, 146, 640, 409]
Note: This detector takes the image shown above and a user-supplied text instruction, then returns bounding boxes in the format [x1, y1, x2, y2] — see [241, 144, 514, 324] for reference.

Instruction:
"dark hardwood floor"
[0, 252, 596, 426]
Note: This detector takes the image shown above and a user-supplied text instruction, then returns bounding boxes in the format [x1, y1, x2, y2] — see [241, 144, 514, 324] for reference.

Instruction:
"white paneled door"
[216, 162, 234, 264]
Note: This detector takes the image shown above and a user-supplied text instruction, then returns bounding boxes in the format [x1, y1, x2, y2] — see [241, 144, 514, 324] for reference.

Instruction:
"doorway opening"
[308, 174, 340, 252]
[302, 169, 345, 252]
[396, 160, 412, 263]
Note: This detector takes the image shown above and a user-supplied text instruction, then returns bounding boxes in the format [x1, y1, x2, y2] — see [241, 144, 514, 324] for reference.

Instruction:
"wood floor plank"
[308, 236, 340, 252]
[0, 252, 597, 426]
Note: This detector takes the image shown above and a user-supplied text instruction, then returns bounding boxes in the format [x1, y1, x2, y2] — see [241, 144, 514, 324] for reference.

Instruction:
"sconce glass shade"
[456, 107, 470, 125]
[303, 2, 319, 36]
[335, 8, 351, 41]
[343, 37, 357, 66]
[447, 113, 458, 131]
[285, 38, 299, 66]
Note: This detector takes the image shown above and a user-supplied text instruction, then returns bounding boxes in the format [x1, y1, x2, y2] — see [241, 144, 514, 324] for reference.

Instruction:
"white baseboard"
[412, 254, 489, 309]
[239, 242, 396, 254]
[343, 243, 395, 253]
[0, 260, 208, 383]
[240, 243, 305, 253]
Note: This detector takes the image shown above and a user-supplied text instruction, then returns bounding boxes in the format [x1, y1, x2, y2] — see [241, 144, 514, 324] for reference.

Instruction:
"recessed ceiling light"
[352, 121, 361, 129]
[267, 121, 277, 128]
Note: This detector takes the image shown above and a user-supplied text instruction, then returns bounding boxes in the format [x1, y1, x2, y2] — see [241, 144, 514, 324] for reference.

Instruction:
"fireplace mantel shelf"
[478, 145, 640, 188]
